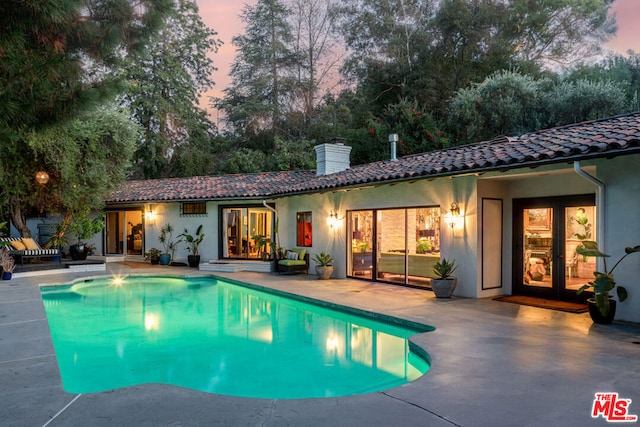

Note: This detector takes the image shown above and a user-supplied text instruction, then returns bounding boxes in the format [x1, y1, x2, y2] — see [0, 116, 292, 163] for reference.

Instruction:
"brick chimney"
[314, 138, 352, 176]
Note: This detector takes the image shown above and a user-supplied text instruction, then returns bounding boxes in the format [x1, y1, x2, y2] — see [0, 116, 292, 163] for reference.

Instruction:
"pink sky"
[197, 0, 640, 115]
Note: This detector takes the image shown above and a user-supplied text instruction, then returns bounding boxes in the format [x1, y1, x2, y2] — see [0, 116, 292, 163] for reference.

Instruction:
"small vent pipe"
[389, 134, 398, 161]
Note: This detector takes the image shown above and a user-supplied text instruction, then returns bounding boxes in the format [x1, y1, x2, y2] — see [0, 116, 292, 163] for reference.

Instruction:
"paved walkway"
[1, 264, 639, 426]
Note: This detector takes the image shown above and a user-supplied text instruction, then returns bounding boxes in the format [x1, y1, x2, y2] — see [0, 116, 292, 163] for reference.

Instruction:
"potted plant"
[430, 258, 458, 298]
[313, 252, 334, 280]
[158, 223, 177, 265]
[1, 247, 16, 280]
[144, 248, 162, 265]
[68, 213, 105, 260]
[46, 223, 69, 253]
[179, 225, 205, 267]
[576, 240, 640, 324]
[252, 235, 272, 260]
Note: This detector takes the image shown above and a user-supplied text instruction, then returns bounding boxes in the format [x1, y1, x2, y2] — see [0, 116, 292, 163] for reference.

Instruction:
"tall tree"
[337, 0, 436, 110]
[0, 0, 171, 236]
[288, 0, 343, 131]
[122, 0, 222, 179]
[337, 0, 616, 118]
[217, 0, 297, 145]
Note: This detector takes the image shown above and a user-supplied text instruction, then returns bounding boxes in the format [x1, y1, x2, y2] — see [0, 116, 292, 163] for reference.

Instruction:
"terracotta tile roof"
[107, 112, 640, 204]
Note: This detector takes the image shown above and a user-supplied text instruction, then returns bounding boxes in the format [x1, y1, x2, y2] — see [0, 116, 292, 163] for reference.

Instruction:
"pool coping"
[2, 265, 640, 426]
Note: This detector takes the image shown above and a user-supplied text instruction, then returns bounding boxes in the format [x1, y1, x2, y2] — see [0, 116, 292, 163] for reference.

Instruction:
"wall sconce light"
[444, 202, 462, 229]
[327, 210, 342, 230]
[145, 204, 156, 223]
[35, 171, 49, 185]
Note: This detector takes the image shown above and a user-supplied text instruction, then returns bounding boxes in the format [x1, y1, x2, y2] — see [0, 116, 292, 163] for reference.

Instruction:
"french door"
[513, 195, 595, 301]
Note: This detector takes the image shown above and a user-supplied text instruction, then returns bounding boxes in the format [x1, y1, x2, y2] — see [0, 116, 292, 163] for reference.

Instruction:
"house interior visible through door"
[105, 210, 143, 256]
[515, 195, 595, 301]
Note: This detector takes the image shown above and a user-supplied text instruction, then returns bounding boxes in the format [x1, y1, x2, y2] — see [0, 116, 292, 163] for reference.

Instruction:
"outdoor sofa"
[0, 237, 61, 265]
[276, 248, 309, 274]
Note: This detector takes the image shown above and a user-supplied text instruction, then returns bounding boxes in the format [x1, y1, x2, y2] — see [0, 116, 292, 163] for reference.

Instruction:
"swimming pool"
[41, 275, 432, 399]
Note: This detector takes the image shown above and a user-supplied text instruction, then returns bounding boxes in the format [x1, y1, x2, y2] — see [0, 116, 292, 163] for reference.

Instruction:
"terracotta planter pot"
[430, 278, 457, 298]
[315, 265, 334, 280]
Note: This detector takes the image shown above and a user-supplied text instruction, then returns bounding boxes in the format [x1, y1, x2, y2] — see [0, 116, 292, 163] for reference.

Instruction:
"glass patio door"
[221, 206, 274, 259]
[105, 210, 143, 256]
[347, 207, 441, 288]
[514, 195, 595, 301]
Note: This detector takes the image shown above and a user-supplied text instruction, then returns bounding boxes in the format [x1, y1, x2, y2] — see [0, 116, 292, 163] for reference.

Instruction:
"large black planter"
[70, 244, 88, 261]
[588, 298, 616, 324]
[187, 255, 201, 268]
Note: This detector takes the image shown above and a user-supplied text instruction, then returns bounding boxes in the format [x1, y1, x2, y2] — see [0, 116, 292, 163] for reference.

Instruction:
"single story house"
[92, 112, 640, 323]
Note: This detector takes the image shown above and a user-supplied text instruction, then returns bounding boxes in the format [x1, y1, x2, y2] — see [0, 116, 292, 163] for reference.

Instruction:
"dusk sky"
[196, 0, 640, 112]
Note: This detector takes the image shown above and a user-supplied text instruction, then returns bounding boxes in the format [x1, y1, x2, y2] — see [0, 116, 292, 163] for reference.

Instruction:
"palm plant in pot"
[313, 252, 334, 280]
[576, 240, 640, 324]
[178, 225, 205, 267]
[158, 223, 177, 265]
[430, 258, 458, 298]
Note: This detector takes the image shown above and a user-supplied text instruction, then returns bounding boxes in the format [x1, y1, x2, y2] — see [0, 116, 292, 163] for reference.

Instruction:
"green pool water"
[41, 275, 431, 399]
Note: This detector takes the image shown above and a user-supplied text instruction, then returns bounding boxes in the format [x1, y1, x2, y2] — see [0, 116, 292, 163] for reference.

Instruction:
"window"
[181, 202, 207, 215]
[297, 212, 312, 247]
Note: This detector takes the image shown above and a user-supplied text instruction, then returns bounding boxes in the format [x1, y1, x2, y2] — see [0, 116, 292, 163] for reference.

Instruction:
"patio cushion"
[288, 248, 306, 260]
[278, 259, 307, 267]
[10, 240, 27, 251]
[21, 237, 40, 250]
[286, 251, 299, 260]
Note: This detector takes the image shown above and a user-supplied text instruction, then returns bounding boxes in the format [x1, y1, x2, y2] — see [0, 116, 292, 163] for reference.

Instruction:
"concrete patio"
[1, 263, 639, 426]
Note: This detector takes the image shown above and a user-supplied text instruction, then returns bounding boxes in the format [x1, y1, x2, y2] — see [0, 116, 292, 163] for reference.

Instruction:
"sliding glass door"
[221, 206, 274, 259]
[105, 209, 143, 256]
[348, 207, 441, 288]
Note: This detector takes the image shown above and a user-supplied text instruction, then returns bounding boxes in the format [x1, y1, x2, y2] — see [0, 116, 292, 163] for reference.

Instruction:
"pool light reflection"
[145, 314, 159, 331]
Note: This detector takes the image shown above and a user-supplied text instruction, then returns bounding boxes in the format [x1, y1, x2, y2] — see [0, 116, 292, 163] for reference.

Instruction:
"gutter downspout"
[573, 161, 605, 253]
[263, 200, 279, 248]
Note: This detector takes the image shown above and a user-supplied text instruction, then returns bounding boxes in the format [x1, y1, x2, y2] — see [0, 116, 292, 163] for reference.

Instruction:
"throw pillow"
[286, 251, 299, 260]
[21, 237, 40, 250]
[296, 249, 306, 260]
[9, 240, 27, 251]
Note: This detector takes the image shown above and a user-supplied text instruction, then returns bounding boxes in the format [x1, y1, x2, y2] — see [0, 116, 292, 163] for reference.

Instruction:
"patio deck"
[1, 263, 639, 426]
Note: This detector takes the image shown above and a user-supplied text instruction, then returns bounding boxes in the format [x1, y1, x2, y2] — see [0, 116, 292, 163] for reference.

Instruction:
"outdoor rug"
[492, 295, 588, 313]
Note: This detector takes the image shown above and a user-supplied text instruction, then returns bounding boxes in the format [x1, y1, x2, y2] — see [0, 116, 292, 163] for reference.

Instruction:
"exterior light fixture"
[444, 202, 462, 229]
[327, 210, 342, 230]
[35, 171, 49, 185]
[145, 204, 156, 223]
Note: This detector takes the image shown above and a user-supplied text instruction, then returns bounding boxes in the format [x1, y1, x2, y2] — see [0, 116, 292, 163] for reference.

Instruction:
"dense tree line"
[2, 0, 639, 232]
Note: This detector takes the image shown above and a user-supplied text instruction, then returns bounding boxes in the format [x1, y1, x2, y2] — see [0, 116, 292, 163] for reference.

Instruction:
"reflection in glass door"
[522, 207, 554, 290]
[350, 210, 374, 279]
[221, 206, 273, 259]
[348, 207, 441, 288]
[515, 195, 595, 301]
